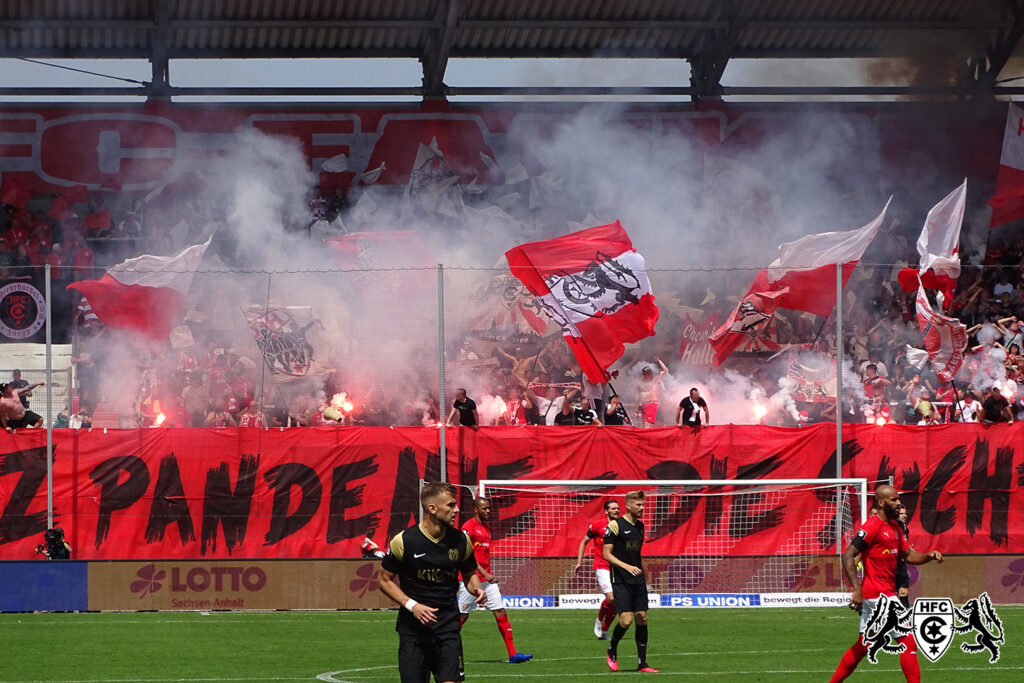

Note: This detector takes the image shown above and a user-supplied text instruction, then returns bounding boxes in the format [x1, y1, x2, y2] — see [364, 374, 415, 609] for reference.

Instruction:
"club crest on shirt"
[448, 548, 460, 562]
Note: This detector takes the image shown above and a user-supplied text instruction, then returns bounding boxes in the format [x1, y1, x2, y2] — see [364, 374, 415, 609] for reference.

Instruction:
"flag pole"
[438, 264, 447, 483]
[834, 262, 844, 560]
[45, 264, 53, 529]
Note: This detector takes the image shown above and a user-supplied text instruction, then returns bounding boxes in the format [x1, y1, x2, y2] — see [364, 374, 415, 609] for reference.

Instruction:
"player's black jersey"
[381, 522, 476, 632]
[604, 516, 645, 585]
[895, 518, 910, 586]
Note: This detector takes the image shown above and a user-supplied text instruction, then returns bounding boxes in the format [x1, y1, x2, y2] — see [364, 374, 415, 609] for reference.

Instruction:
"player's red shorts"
[641, 402, 658, 425]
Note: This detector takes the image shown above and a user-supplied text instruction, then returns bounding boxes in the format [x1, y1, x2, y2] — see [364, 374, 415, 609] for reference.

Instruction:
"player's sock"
[898, 635, 920, 683]
[829, 636, 868, 682]
[600, 599, 617, 631]
[898, 594, 910, 609]
[609, 623, 628, 654]
[635, 624, 649, 668]
[458, 614, 468, 632]
[495, 613, 517, 658]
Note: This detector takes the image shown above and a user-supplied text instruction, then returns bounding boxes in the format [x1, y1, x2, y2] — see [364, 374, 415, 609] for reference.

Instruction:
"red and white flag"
[67, 238, 210, 341]
[709, 199, 890, 365]
[748, 198, 890, 317]
[505, 221, 659, 383]
[898, 181, 965, 304]
[709, 288, 789, 366]
[990, 103, 1024, 227]
[916, 285, 967, 382]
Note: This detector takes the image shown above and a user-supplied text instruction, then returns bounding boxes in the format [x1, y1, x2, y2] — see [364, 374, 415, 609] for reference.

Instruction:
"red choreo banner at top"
[0, 424, 1020, 560]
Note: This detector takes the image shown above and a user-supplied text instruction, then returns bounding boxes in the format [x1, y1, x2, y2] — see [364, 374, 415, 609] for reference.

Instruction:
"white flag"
[918, 180, 966, 279]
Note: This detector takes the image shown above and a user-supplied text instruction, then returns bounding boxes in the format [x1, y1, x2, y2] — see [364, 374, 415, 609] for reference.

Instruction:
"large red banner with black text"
[0, 424, 1021, 560]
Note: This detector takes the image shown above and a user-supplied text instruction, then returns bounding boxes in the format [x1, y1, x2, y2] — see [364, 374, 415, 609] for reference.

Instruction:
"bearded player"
[378, 482, 486, 683]
[457, 497, 533, 664]
[603, 490, 657, 673]
[830, 485, 943, 682]
[572, 498, 621, 640]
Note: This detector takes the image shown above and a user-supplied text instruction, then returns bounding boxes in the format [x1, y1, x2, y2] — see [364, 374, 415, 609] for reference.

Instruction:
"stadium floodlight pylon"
[475, 478, 869, 608]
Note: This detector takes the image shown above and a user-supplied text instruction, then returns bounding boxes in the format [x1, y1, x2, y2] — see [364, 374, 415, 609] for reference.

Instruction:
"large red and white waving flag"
[916, 284, 967, 382]
[67, 238, 211, 341]
[709, 199, 890, 365]
[505, 221, 659, 383]
[751, 198, 890, 317]
[990, 103, 1024, 228]
[898, 181, 965, 303]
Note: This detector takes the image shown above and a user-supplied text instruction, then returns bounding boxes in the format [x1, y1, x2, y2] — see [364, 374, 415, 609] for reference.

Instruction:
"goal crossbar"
[479, 478, 870, 524]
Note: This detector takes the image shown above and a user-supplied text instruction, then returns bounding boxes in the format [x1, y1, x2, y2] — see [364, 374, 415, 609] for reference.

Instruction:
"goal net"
[475, 478, 868, 609]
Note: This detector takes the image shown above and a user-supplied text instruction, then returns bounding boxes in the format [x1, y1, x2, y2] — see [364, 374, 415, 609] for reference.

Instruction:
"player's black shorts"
[612, 581, 649, 614]
[895, 566, 910, 589]
[397, 625, 464, 682]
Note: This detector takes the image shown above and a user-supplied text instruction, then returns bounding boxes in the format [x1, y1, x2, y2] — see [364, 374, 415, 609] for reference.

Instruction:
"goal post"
[475, 478, 869, 609]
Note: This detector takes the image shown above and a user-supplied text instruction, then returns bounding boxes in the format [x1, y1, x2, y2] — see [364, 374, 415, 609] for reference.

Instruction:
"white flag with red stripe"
[505, 221, 659, 383]
[916, 284, 967, 382]
[990, 103, 1024, 227]
[67, 238, 210, 340]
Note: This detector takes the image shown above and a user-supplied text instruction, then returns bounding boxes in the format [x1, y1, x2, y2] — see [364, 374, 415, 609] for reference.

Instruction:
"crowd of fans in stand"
[4, 186, 1024, 429]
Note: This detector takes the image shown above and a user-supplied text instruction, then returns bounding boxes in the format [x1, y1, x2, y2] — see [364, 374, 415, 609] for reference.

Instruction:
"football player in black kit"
[603, 490, 658, 673]
[379, 481, 487, 683]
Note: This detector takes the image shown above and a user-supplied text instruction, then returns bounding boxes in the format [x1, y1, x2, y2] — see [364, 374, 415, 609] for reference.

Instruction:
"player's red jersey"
[462, 517, 492, 580]
[587, 519, 610, 570]
[856, 515, 910, 600]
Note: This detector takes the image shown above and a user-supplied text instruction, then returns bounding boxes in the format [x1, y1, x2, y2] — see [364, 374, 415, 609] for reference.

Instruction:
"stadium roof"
[1, 0, 1024, 101]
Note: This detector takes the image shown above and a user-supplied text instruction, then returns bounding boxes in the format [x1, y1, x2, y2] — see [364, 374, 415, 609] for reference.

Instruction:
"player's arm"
[902, 548, 942, 565]
[458, 532, 487, 606]
[602, 521, 641, 576]
[573, 529, 593, 573]
[841, 541, 863, 611]
[378, 533, 439, 625]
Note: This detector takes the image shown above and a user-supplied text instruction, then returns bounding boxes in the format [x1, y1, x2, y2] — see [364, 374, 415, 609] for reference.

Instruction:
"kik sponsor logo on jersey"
[416, 568, 458, 583]
[862, 593, 1004, 664]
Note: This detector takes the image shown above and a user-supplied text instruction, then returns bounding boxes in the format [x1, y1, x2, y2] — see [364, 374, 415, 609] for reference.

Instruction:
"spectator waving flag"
[505, 221, 659, 383]
[67, 238, 210, 341]
[710, 199, 890, 365]
[897, 180, 965, 305]
[916, 284, 967, 382]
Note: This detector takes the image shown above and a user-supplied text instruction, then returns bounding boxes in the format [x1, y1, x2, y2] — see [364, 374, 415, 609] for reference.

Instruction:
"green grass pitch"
[1, 607, 1021, 681]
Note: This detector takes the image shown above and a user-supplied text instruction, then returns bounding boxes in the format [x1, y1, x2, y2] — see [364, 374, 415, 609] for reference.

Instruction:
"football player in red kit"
[830, 484, 943, 682]
[573, 499, 621, 639]
[457, 497, 533, 664]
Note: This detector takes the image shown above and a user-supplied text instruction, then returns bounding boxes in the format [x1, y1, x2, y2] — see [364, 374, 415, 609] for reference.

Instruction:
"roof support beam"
[421, 0, 461, 99]
[147, 0, 171, 100]
[689, 1, 745, 104]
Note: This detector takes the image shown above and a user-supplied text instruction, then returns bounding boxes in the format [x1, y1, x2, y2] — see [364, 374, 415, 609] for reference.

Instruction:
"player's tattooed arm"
[842, 542, 863, 611]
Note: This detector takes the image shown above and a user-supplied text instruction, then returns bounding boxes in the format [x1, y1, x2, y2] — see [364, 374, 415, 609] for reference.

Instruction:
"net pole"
[834, 262, 844, 557]
[437, 264, 447, 482]
[45, 263, 53, 529]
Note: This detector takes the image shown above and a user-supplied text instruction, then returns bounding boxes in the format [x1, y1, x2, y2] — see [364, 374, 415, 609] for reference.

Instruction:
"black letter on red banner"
[327, 456, 381, 543]
[966, 440, 1012, 546]
[145, 454, 196, 546]
[0, 446, 50, 544]
[264, 463, 322, 545]
[387, 448, 441, 540]
[920, 446, 967, 535]
[201, 455, 259, 555]
[89, 455, 150, 549]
